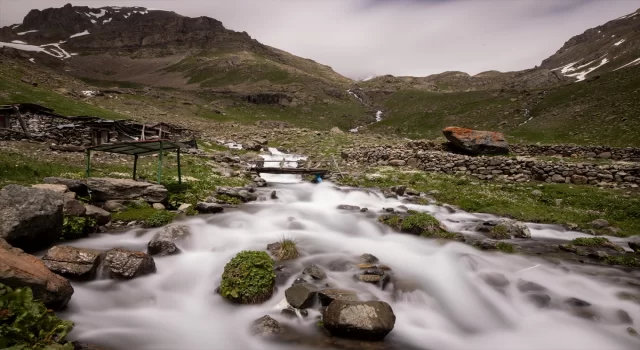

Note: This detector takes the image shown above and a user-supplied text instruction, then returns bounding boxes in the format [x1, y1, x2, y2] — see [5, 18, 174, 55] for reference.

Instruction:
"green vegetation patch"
[604, 255, 640, 268]
[219, 251, 275, 304]
[571, 237, 611, 247]
[0, 283, 74, 350]
[273, 238, 299, 261]
[379, 212, 449, 238]
[112, 207, 175, 227]
[215, 194, 243, 205]
[60, 216, 96, 241]
[496, 242, 515, 253]
[146, 210, 177, 228]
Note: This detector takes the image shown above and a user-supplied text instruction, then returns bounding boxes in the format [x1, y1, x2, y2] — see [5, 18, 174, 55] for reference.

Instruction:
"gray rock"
[64, 198, 87, 216]
[359, 253, 379, 264]
[517, 279, 547, 293]
[148, 225, 190, 256]
[0, 239, 73, 310]
[527, 293, 551, 308]
[476, 219, 531, 239]
[0, 185, 63, 251]
[104, 248, 156, 279]
[103, 200, 127, 212]
[85, 178, 167, 203]
[480, 272, 510, 289]
[285, 283, 317, 309]
[271, 191, 278, 199]
[32, 184, 69, 194]
[337, 205, 361, 211]
[629, 242, 640, 253]
[153, 203, 166, 210]
[196, 202, 224, 214]
[302, 264, 327, 280]
[565, 297, 591, 308]
[323, 300, 396, 341]
[43, 177, 89, 196]
[42, 245, 102, 281]
[84, 204, 111, 225]
[251, 315, 281, 336]
[590, 219, 609, 229]
[318, 288, 359, 306]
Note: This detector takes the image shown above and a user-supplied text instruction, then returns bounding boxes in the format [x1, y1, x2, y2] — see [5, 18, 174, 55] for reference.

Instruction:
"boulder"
[196, 202, 224, 214]
[285, 283, 317, 309]
[148, 225, 190, 256]
[590, 219, 609, 229]
[360, 254, 379, 263]
[217, 187, 258, 203]
[0, 184, 64, 251]
[219, 251, 275, 304]
[85, 178, 167, 203]
[244, 141, 263, 151]
[64, 198, 87, 216]
[476, 219, 531, 239]
[31, 184, 68, 194]
[42, 245, 102, 281]
[442, 127, 509, 155]
[302, 264, 327, 280]
[84, 204, 111, 225]
[0, 239, 73, 310]
[322, 300, 396, 341]
[104, 248, 156, 279]
[251, 315, 281, 336]
[318, 288, 359, 306]
[43, 177, 89, 196]
[177, 203, 193, 212]
[103, 200, 127, 212]
[153, 203, 166, 210]
[330, 127, 344, 134]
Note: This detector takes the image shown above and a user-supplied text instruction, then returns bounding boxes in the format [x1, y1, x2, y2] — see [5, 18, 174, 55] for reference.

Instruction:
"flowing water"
[60, 152, 640, 350]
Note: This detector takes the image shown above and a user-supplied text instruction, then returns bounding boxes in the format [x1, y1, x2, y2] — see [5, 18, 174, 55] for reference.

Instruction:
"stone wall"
[342, 145, 640, 188]
[403, 140, 640, 161]
[2, 114, 100, 146]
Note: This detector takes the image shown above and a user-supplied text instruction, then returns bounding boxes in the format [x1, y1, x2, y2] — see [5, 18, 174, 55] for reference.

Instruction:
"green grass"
[603, 255, 640, 268]
[273, 237, 299, 261]
[571, 237, 611, 246]
[340, 168, 640, 237]
[78, 77, 144, 89]
[112, 207, 176, 227]
[0, 65, 127, 119]
[0, 152, 84, 187]
[496, 242, 515, 253]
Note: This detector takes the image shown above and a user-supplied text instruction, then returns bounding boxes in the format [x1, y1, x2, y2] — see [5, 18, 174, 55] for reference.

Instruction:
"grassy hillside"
[370, 65, 640, 146]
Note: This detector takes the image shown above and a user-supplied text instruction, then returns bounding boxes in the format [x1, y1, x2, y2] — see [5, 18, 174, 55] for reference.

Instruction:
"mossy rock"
[219, 251, 276, 304]
[380, 212, 449, 237]
[486, 224, 511, 240]
[0, 283, 74, 349]
[571, 237, 624, 252]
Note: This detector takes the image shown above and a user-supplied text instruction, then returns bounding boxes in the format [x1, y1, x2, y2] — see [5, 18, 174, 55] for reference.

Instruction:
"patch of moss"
[0, 283, 74, 350]
[400, 212, 444, 235]
[60, 216, 96, 241]
[604, 255, 640, 268]
[424, 231, 459, 240]
[112, 207, 157, 222]
[145, 211, 177, 228]
[216, 194, 243, 205]
[219, 251, 275, 304]
[273, 238, 299, 261]
[488, 224, 511, 240]
[496, 242, 515, 253]
[378, 214, 402, 229]
[184, 206, 199, 216]
[571, 237, 610, 247]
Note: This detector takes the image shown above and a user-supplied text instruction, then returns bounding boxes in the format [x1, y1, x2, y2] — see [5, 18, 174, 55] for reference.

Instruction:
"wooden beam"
[12, 105, 30, 138]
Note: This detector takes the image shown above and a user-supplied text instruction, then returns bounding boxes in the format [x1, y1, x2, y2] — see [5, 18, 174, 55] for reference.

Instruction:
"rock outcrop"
[43, 177, 90, 196]
[0, 185, 64, 251]
[0, 239, 74, 310]
[85, 178, 167, 203]
[322, 300, 396, 341]
[42, 245, 102, 281]
[443, 127, 509, 155]
[84, 204, 111, 225]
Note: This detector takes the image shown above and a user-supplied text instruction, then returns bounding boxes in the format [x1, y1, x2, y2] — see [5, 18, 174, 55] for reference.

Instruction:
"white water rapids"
[58, 152, 639, 350]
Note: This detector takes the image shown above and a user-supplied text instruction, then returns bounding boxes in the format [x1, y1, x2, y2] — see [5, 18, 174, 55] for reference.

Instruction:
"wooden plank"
[251, 167, 330, 175]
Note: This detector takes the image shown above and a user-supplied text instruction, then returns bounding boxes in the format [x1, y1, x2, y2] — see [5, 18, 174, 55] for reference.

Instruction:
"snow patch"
[11, 40, 27, 44]
[613, 39, 625, 46]
[91, 20, 97, 24]
[375, 111, 383, 122]
[29, 58, 35, 64]
[614, 57, 640, 71]
[0, 41, 73, 60]
[565, 57, 609, 82]
[17, 29, 38, 35]
[0, 41, 45, 53]
[88, 9, 108, 18]
[551, 61, 580, 74]
[70, 30, 90, 39]
[11, 24, 21, 29]
[40, 43, 72, 59]
[103, 18, 112, 24]
[82, 91, 99, 97]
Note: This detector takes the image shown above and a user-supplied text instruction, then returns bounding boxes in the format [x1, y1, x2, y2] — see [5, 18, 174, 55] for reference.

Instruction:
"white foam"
[70, 30, 90, 39]
[17, 29, 38, 35]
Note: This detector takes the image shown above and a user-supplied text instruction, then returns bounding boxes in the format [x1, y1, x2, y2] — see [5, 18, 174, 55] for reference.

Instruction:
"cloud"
[1, 0, 638, 78]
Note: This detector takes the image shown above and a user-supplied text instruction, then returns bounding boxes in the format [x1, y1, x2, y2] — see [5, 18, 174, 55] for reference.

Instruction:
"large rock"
[84, 204, 111, 225]
[251, 315, 281, 336]
[42, 245, 102, 281]
[103, 200, 127, 212]
[195, 202, 224, 214]
[85, 178, 167, 203]
[318, 288, 359, 306]
[0, 239, 73, 310]
[285, 283, 317, 309]
[442, 127, 509, 155]
[147, 225, 190, 256]
[104, 248, 156, 279]
[0, 184, 64, 251]
[322, 300, 396, 341]
[43, 177, 89, 196]
[476, 219, 531, 239]
[31, 184, 69, 194]
[64, 198, 87, 216]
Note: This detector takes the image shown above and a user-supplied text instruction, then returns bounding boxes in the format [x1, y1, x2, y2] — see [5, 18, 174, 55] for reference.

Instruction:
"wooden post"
[157, 141, 163, 184]
[177, 148, 182, 185]
[85, 149, 91, 178]
[133, 154, 138, 180]
[12, 105, 30, 138]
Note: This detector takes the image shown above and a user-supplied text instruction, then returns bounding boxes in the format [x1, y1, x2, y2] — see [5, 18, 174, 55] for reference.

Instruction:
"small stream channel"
[58, 150, 640, 350]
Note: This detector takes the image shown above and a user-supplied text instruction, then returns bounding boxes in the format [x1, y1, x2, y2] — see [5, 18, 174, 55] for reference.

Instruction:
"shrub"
[219, 251, 275, 304]
[60, 216, 96, 241]
[145, 211, 176, 228]
[0, 283, 74, 349]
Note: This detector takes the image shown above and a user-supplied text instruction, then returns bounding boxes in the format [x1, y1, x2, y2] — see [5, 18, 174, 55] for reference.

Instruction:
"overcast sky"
[1, 0, 639, 78]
